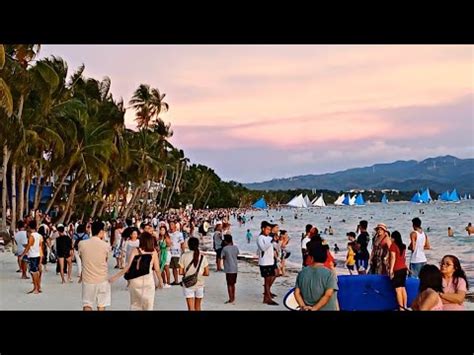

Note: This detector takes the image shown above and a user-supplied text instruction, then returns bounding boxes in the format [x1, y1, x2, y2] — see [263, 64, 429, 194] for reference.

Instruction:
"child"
[345, 232, 356, 275]
[246, 229, 252, 244]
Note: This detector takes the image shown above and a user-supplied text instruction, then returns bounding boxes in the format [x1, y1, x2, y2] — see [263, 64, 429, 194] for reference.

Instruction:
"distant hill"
[244, 156, 474, 194]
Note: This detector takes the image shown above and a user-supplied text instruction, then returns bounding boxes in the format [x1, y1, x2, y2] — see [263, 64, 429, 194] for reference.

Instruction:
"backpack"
[124, 248, 152, 280]
[73, 233, 87, 251]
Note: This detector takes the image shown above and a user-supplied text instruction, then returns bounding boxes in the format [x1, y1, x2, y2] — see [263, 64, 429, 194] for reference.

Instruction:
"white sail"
[334, 194, 345, 206]
[286, 194, 307, 208]
[313, 194, 326, 207]
[303, 195, 312, 208]
[349, 195, 356, 205]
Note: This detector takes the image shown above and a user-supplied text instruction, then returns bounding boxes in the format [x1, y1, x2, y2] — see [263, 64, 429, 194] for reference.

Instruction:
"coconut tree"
[129, 84, 169, 129]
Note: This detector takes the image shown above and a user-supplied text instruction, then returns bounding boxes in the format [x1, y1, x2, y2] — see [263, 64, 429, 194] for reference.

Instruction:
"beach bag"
[124, 248, 152, 280]
[181, 255, 204, 288]
[49, 248, 57, 263]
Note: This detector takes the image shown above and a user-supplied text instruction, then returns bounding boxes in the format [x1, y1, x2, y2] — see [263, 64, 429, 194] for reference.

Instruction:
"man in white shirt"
[14, 220, 29, 279]
[301, 224, 313, 267]
[257, 221, 278, 305]
[169, 221, 185, 285]
[19, 221, 43, 294]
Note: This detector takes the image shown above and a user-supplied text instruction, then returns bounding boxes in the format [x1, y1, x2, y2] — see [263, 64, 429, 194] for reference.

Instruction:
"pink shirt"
[442, 277, 467, 310]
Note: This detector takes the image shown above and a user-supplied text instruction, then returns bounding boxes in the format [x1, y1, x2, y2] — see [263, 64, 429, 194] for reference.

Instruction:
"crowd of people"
[4, 206, 472, 311]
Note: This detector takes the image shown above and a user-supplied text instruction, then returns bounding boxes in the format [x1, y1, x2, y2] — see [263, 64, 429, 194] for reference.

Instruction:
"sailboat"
[448, 189, 460, 203]
[342, 194, 351, 206]
[312, 194, 327, 207]
[439, 190, 450, 201]
[349, 195, 356, 206]
[334, 194, 345, 206]
[420, 188, 432, 203]
[286, 194, 308, 208]
[303, 195, 312, 208]
[410, 192, 422, 203]
[354, 193, 365, 206]
[381, 194, 388, 204]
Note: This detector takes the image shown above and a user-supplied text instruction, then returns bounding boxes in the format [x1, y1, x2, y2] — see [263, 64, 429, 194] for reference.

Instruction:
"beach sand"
[1, 248, 472, 310]
[0, 249, 296, 310]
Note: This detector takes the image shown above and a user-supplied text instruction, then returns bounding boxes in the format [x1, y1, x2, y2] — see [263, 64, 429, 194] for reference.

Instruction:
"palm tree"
[129, 84, 169, 129]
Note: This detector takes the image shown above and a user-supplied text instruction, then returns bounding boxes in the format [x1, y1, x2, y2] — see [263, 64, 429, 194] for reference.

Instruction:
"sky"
[39, 45, 474, 183]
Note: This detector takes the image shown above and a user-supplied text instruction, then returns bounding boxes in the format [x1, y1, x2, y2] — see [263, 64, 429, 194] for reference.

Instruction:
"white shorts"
[182, 286, 204, 299]
[82, 281, 111, 308]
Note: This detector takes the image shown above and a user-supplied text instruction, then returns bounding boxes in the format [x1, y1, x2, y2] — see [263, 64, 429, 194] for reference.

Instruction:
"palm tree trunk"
[18, 166, 26, 220]
[25, 171, 31, 217]
[33, 161, 43, 210]
[203, 191, 212, 209]
[166, 161, 185, 210]
[1, 145, 11, 232]
[164, 167, 177, 210]
[57, 169, 82, 225]
[90, 180, 105, 218]
[44, 167, 70, 216]
[113, 190, 120, 217]
[157, 171, 167, 208]
[10, 162, 17, 234]
[97, 199, 107, 218]
[123, 186, 140, 219]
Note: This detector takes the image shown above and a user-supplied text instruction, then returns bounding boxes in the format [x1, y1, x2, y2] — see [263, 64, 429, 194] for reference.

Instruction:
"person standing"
[257, 221, 278, 305]
[56, 224, 74, 284]
[73, 224, 89, 281]
[369, 223, 391, 275]
[179, 237, 209, 311]
[78, 221, 111, 311]
[169, 221, 185, 285]
[301, 224, 313, 267]
[221, 234, 239, 304]
[14, 220, 29, 279]
[355, 220, 370, 274]
[389, 231, 408, 310]
[213, 223, 224, 271]
[246, 229, 253, 244]
[158, 225, 172, 288]
[409, 217, 430, 278]
[345, 232, 356, 275]
[19, 221, 43, 294]
[109, 232, 163, 310]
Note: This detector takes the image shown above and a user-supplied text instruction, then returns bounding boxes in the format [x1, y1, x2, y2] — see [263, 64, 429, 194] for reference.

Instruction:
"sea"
[228, 200, 474, 286]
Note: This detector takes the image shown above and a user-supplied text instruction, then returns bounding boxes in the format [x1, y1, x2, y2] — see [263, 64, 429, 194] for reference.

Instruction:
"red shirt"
[389, 243, 407, 271]
[324, 250, 335, 269]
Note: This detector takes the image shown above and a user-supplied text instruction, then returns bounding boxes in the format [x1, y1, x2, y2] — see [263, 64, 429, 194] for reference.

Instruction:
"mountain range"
[244, 156, 474, 194]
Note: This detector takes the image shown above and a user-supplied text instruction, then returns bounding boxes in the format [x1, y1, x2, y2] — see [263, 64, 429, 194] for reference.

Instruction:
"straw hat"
[374, 223, 388, 232]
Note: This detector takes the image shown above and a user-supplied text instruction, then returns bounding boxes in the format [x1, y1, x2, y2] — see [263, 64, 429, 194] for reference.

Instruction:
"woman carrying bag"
[109, 232, 163, 310]
[178, 237, 209, 311]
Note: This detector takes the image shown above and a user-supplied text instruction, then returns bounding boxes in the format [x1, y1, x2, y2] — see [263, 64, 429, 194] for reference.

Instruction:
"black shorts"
[28, 257, 41, 273]
[259, 265, 276, 278]
[347, 264, 355, 271]
[215, 248, 223, 259]
[226, 273, 237, 285]
[391, 268, 407, 288]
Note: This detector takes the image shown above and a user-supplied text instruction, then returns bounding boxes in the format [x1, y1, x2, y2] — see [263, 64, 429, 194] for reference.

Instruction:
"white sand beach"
[0, 249, 297, 310]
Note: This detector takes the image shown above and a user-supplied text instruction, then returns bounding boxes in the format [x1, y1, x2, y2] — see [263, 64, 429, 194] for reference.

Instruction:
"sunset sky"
[39, 45, 473, 183]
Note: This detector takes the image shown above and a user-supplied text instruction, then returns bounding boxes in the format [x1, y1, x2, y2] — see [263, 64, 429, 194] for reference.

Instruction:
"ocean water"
[228, 200, 474, 285]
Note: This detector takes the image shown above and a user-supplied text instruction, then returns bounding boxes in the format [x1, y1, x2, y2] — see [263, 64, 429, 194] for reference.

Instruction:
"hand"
[108, 276, 117, 284]
[303, 305, 313, 311]
[156, 279, 163, 289]
[389, 270, 394, 279]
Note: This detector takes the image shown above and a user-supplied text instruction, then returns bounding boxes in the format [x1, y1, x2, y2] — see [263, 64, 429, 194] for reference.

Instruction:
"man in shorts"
[257, 221, 278, 305]
[78, 221, 111, 310]
[169, 221, 185, 285]
[221, 234, 239, 304]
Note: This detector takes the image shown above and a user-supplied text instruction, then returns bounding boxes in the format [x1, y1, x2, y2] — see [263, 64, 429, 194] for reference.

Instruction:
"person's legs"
[28, 272, 40, 294]
[186, 298, 195, 311]
[21, 258, 29, 279]
[17, 256, 22, 271]
[165, 265, 170, 285]
[194, 297, 202, 311]
[230, 285, 235, 303]
[74, 250, 82, 278]
[59, 257, 65, 283]
[67, 256, 73, 281]
[395, 287, 404, 310]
